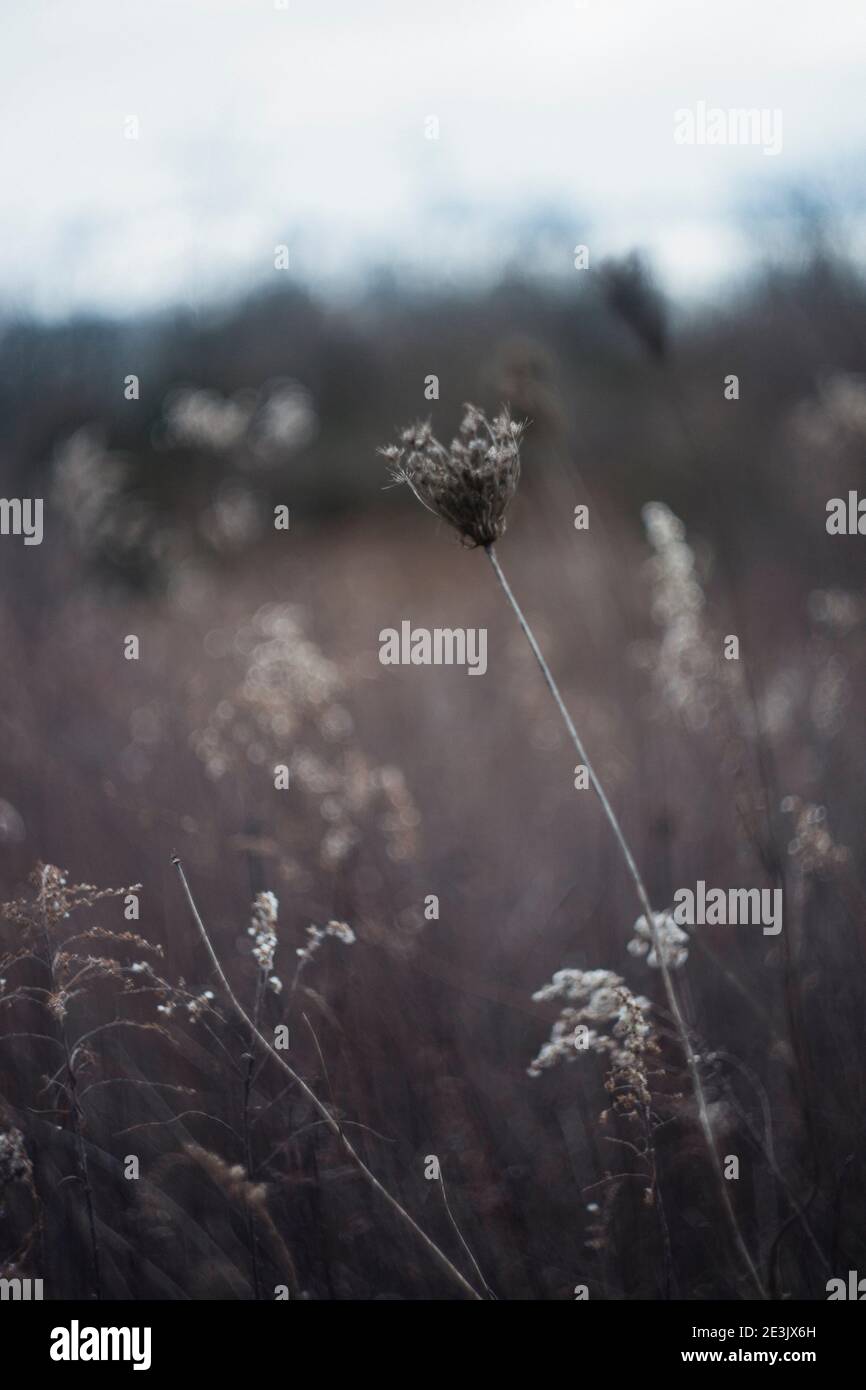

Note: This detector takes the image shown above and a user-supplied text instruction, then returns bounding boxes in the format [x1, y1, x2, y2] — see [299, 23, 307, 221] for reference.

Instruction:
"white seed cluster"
[627, 910, 689, 970]
[641, 501, 725, 730]
[528, 968, 653, 1078]
[296, 919, 356, 967]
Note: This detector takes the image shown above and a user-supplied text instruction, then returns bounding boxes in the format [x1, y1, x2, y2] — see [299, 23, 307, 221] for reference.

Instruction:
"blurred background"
[0, 0, 865, 1300]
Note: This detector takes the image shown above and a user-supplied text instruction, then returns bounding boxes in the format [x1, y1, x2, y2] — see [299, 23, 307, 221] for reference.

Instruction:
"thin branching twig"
[171, 854, 484, 1301]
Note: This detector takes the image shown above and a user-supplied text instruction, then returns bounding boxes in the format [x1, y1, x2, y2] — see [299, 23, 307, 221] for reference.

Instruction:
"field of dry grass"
[1, 260, 865, 1300]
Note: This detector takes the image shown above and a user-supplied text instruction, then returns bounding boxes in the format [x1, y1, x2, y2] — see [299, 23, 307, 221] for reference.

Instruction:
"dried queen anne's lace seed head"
[380, 403, 526, 547]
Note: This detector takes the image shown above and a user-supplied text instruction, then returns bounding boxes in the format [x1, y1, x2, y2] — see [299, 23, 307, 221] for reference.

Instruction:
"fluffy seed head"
[380, 403, 526, 547]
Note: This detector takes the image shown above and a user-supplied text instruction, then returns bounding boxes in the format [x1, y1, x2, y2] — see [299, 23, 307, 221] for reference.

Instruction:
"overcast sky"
[2, 0, 865, 315]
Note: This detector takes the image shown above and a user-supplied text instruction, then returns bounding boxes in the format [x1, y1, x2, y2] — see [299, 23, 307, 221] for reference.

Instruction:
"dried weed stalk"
[0, 863, 156, 1298]
[171, 854, 484, 1300]
[382, 404, 766, 1298]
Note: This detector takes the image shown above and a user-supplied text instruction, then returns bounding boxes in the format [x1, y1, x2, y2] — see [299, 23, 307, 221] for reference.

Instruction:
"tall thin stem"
[242, 969, 265, 1300]
[171, 855, 484, 1301]
[485, 542, 767, 1299]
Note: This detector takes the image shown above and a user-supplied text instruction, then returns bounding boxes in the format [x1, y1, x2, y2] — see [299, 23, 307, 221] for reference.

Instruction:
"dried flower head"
[0, 863, 150, 1021]
[295, 919, 356, 966]
[528, 968, 654, 1077]
[781, 796, 849, 876]
[185, 1143, 269, 1208]
[529, 965, 663, 1121]
[248, 890, 279, 973]
[190, 603, 419, 869]
[627, 909, 689, 970]
[0, 1127, 32, 1188]
[380, 403, 526, 547]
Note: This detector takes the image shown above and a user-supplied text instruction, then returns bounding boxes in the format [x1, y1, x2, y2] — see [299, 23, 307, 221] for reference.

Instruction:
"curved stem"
[171, 855, 483, 1301]
[485, 543, 767, 1299]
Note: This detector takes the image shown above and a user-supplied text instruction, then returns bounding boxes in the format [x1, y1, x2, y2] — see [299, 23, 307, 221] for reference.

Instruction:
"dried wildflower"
[584, 1186, 619, 1253]
[0, 865, 146, 1024]
[0, 863, 163, 1301]
[325, 920, 356, 946]
[202, 484, 263, 552]
[0, 1127, 32, 1188]
[381, 399, 764, 1295]
[51, 426, 179, 584]
[530, 968, 660, 1117]
[639, 501, 729, 730]
[185, 1143, 268, 1207]
[161, 380, 316, 461]
[162, 386, 253, 452]
[627, 910, 689, 970]
[182, 1142, 300, 1295]
[381, 403, 525, 547]
[295, 919, 356, 967]
[809, 653, 850, 737]
[1, 863, 139, 932]
[185, 989, 215, 1023]
[151, 973, 208, 1019]
[249, 381, 317, 461]
[249, 891, 279, 974]
[0, 798, 25, 846]
[603, 986, 661, 1116]
[52, 428, 128, 543]
[528, 968, 654, 1084]
[190, 604, 419, 869]
[781, 796, 848, 876]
